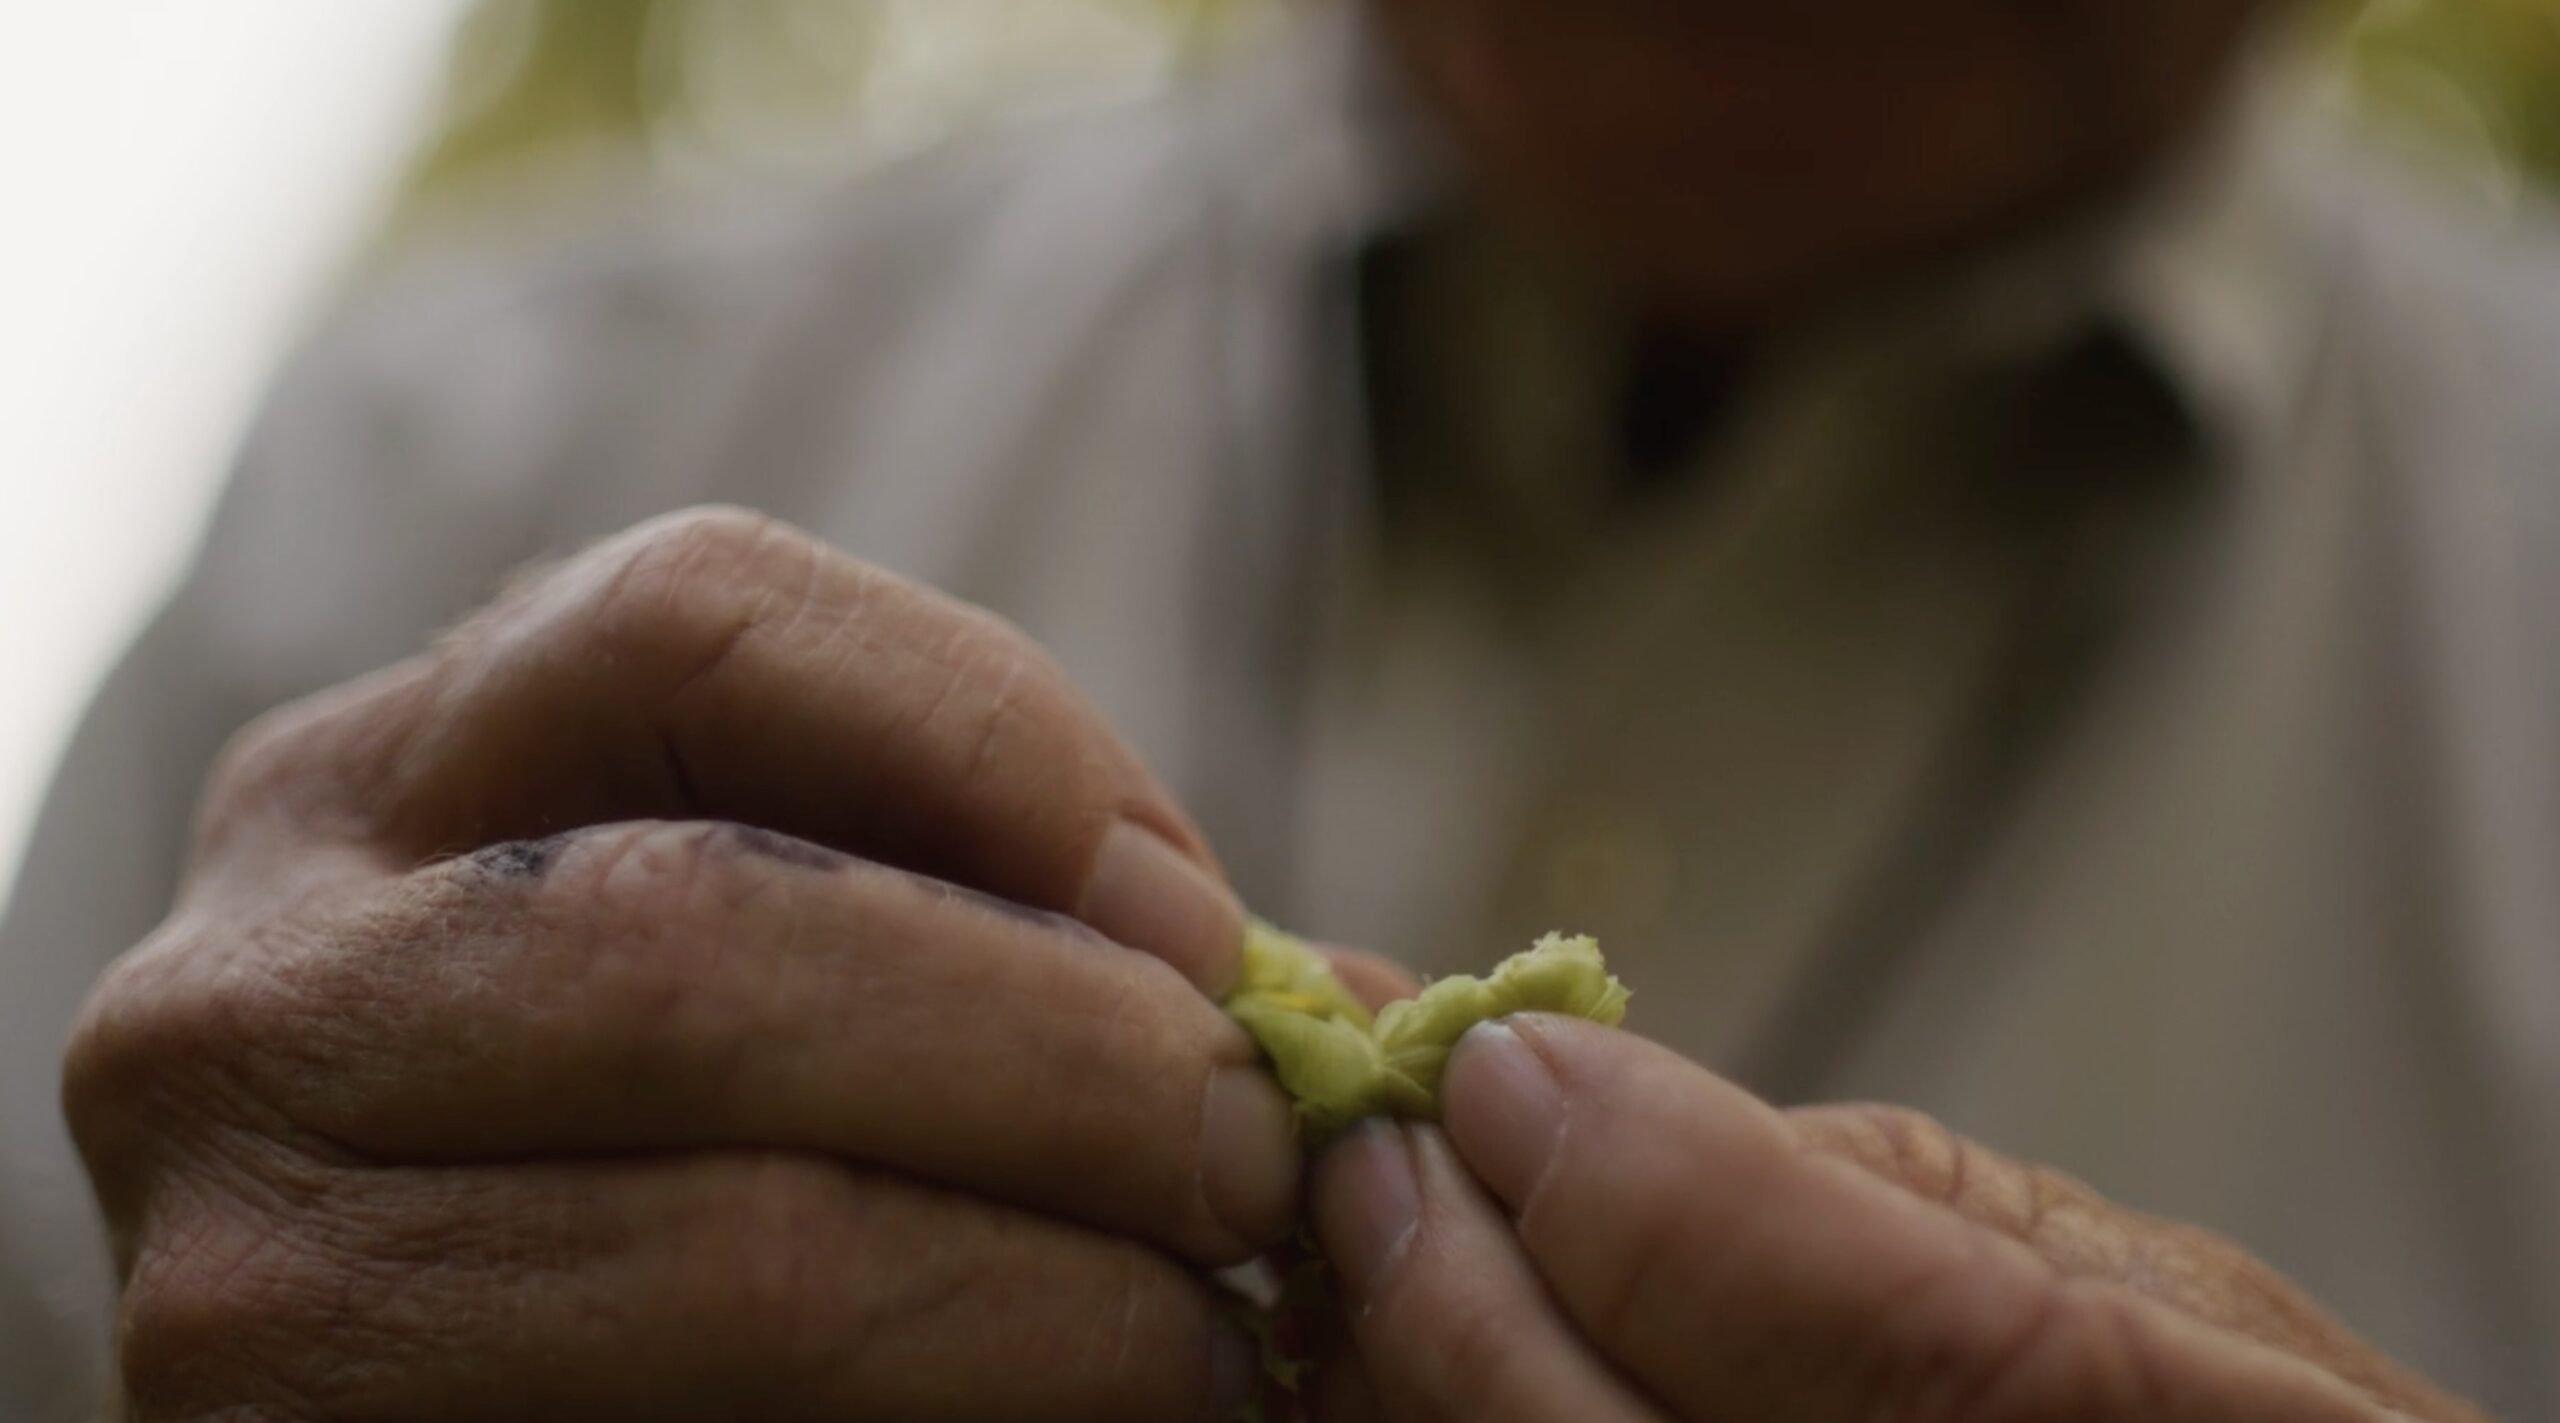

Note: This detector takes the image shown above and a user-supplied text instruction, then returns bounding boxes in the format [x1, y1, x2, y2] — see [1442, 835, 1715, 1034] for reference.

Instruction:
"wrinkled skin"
[61, 510, 2485, 1421]
[1305, 1014, 2487, 1423]
[62, 508, 1304, 1422]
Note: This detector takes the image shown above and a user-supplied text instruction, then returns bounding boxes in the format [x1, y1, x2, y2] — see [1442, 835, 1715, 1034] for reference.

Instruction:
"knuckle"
[1068, 1255, 1206, 1420]
[2014, 1160, 2106, 1248]
[898, 609, 1103, 854]
[1829, 1103, 1973, 1200]
[62, 923, 280, 1159]
[935, 600, 1065, 700]
[422, 821, 815, 1122]
[2070, 1285, 2191, 1418]
[936, 599, 1050, 674]
[697, 1156, 862, 1371]
[126, 1172, 549, 1423]
[1395, 1261, 1539, 1422]
[942, 628, 1068, 778]
[197, 712, 294, 826]
[1947, 1280, 2180, 1422]
[586, 505, 814, 671]
[194, 665, 433, 860]
[1865, 1241, 2135, 1423]
[1573, 1175, 1687, 1350]
[67, 889, 418, 1194]
[117, 1202, 336, 1422]
[624, 505, 795, 586]
[194, 699, 341, 848]
[566, 823, 797, 1026]
[2120, 1215, 2301, 1329]
[61, 941, 178, 1133]
[1798, 1103, 2112, 1253]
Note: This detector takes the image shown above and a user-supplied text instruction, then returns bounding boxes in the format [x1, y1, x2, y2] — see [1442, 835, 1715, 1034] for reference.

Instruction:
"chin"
[1372, 0, 2255, 323]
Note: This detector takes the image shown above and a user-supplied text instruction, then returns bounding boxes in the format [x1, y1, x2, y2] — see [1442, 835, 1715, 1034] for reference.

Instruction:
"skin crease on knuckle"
[1409, 1287, 1556, 1423]
[676, 1156, 1223, 1423]
[1432, 1030, 2414, 1423]
[1365, 1225, 1515, 1422]
[535, 821, 1087, 1089]
[102, 1134, 1218, 1422]
[387, 823, 833, 1140]
[116, 1181, 393, 1423]
[64, 912, 358, 1227]
[1771, 1124, 2294, 1421]
[184, 691, 411, 884]
[593, 505, 787, 613]
[330, 507, 808, 851]
[565, 506, 1141, 910]
[591, 506, 802, 694]
[1787, 1105, 2466, 1419]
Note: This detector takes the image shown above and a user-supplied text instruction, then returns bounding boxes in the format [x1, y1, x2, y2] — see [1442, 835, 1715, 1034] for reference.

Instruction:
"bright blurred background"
[0, 0, 2553, 913]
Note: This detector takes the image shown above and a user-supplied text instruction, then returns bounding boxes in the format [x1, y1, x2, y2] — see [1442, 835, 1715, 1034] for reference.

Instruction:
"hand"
[62, 507, 1297, 1422]
[1309, 1015, 2486, 1423]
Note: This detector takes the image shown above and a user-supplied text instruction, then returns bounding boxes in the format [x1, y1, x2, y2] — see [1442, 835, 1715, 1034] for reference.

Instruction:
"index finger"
[202, 506, 1242, 990]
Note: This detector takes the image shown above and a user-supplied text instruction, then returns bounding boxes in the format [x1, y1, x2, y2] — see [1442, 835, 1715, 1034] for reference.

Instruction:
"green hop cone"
[1222, 922, 1630, 1139]
[1216, 924, 1633, 1419]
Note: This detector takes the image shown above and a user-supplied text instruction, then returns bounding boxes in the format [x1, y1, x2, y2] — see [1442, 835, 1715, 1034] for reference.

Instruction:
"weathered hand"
[1309, 1015, 2485, 1423]
[62, 508, 1296, 1422]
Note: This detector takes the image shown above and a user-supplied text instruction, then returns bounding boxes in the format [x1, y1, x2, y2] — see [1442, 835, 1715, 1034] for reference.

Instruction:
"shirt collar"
[1205, 2, 1457, 256]
[1843, 30, 2350, 456]
[2104, 40, 2352, 452]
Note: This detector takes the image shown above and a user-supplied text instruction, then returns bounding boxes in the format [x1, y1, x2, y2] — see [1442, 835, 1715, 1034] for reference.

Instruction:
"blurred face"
[1371, 0, 2259, 324]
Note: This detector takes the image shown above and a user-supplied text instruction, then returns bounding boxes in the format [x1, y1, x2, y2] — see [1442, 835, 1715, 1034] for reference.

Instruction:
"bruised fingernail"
[1210, 1317, 1261, 1421]
[1200, 1065, 1302, 1251]
[1080, 819, 1245, 995]
[470, 831, 577, 881]
[1313, 1120, 1420, 1303]
[1441, 1021, 1567, 1209]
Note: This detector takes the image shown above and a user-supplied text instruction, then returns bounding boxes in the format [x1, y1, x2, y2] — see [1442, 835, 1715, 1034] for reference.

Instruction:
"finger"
[203, 507, 1241, 990]
[1789, 1103, 2490, 1422]
[1304, 1350, 1387, 1423]
[117, 1152, 1260, 1423]
[1311, 1121, 1663, 1423]
[1438, 1017, 2397, 1423]
[219, 821, 1302, 1262]
[1319, 946, 1423, 1013]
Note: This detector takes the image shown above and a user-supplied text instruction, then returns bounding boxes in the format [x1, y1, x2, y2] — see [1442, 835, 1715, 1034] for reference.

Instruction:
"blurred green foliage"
[2339, 0, 2560, 183]
[404, 0, 2560, 213]
[401, 0, 1234, 212]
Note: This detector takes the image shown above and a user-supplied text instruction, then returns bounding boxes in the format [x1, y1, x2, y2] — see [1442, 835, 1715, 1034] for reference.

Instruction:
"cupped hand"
[1310, 1015, 2485, 1423]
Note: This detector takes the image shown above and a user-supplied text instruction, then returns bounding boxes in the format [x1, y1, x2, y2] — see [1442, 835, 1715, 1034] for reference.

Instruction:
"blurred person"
[4, 0, 2557, 1419]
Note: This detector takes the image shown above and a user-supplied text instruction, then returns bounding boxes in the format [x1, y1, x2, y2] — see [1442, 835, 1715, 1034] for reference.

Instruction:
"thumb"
[1433, 1016, 2412, 1423]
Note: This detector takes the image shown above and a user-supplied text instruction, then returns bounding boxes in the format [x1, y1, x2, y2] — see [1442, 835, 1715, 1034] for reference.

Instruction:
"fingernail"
[1080, 819, 1245, 995]
[1313, 1120, 1421, 1302]
[1210, 1318, 1261, 1421]
[1200, 1065, 1303, 1250]
[1441, 1021, 1568, 1208]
